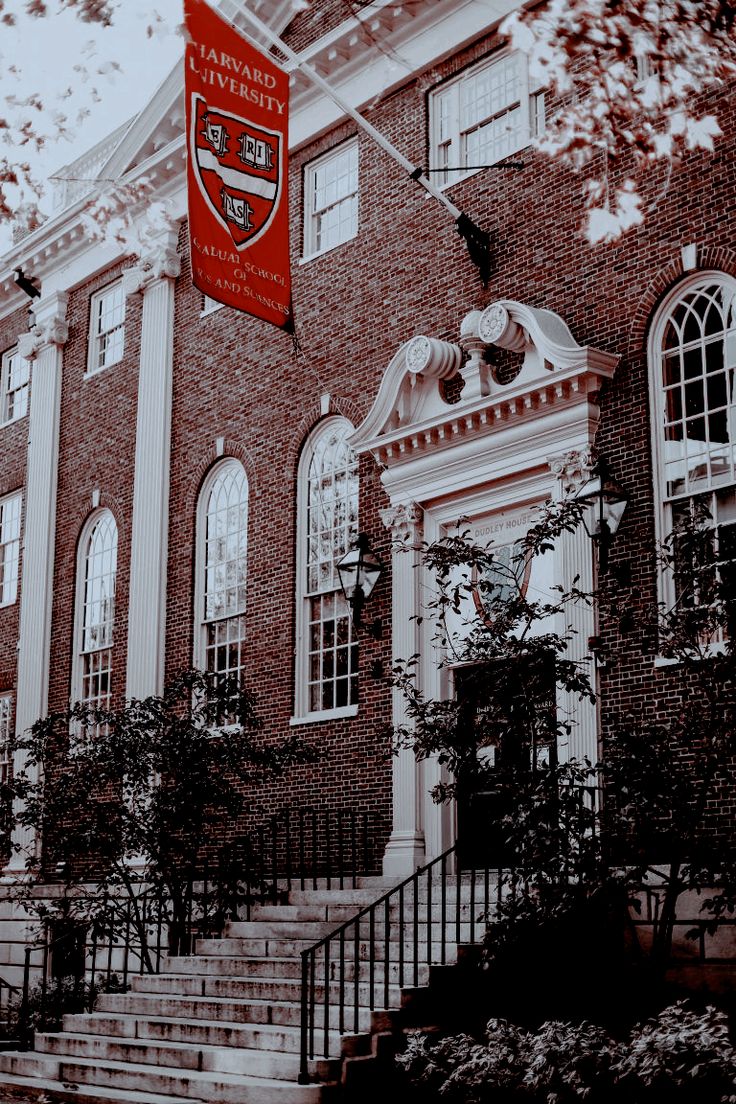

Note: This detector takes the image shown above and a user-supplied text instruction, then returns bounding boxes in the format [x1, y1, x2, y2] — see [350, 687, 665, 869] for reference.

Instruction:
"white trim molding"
[125, 227, 181, 701]
[8, 292, 68, 875]
[352, 299, 619, 868]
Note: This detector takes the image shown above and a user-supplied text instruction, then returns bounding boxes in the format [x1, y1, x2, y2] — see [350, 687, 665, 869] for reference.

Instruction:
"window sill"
[300, 232, 358, 265]
[200, 302, 225, 317]
[654, 641, 727, 668]
[83, 364, 117, 381]
[0, 414, 26, 429]
[432, 142, 532, 193]
[290, 704, 359, 726]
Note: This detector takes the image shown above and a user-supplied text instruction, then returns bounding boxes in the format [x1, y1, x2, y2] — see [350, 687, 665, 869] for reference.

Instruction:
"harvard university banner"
[184, 0, 291, 328]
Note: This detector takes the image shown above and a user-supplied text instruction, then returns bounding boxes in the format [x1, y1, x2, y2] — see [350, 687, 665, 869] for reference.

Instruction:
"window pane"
[0, 494, 21, 606]
[303, 423, 359, 712]
[203, 463, 248, 684]
[80, 511, 118, 711]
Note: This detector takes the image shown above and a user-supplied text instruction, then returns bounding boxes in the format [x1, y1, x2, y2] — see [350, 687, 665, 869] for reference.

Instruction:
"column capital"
[547, 447, 596, 495]
[18, 291, 69, 360]
[123, 226, 181, 297]
[380, 501, 423, 543]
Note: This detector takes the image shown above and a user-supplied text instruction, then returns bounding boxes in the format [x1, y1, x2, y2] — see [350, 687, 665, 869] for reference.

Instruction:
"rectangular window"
[0, 695, 11, 788]
[430, 52, 544, 187]
[303, 140, 359, 258]
[1, 347, 30, 425]
[0, 493, 21, 607]
[88, 280, 125, 374]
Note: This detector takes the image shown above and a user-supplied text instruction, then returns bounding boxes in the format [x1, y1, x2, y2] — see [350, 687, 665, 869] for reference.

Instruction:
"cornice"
[0, 0, 520, 318]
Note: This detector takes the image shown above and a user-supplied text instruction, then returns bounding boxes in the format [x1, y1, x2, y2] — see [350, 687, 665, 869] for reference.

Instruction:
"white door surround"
[351, 300, 619, 876]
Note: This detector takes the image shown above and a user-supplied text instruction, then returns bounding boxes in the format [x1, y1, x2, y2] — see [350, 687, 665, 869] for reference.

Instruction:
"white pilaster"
[7, 293, 69, 873]
[379, 501, 426, 876]
[548, 449, 599, 764]
[124, 229, 180, 700]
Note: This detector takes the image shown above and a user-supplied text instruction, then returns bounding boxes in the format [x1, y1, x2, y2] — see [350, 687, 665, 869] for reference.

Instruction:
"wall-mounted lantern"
[574, 458, 628, 571]
[336, 533, 383, 638]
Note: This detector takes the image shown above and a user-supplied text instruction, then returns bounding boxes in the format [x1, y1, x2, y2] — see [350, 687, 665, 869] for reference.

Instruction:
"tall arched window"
[295, 417, 359, 718]
[650, 272, 736, 623]
[196, 459, 249, 681]
[75, 510, 118, 709]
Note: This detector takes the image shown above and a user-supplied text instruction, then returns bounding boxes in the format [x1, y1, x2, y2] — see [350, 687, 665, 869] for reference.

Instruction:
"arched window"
[650, 272, 736, 622]
[196, 459, 249, 682]
[295, 417, 359, 718]
[75, 510, 118, 710]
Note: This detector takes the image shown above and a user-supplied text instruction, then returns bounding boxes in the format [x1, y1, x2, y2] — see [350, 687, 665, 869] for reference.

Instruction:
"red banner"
[184, 0, 291, 329]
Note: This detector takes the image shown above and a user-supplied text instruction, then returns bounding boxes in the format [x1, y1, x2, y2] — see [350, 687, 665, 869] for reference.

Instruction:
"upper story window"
[303, 139, 359, 259]
[197, 460, 249, 683]
[295, 418, 359, 720]
[430, 51, 545, 187]
[1, 347, 30, 425]
[88, 279, 125, 375]
[76, 510, 118, 711]
[650, 273, 736, 635]
[201, 294, 225, 316]
[0, 493, 21, 608]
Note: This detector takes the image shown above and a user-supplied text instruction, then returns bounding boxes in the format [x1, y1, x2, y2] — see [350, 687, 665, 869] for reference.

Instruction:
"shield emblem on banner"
[191, 93, 283, 250]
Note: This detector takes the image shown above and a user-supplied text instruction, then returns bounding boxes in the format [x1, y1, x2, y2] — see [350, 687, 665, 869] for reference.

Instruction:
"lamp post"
[336, 533, 383, 637]
[574, 457, 628, 572]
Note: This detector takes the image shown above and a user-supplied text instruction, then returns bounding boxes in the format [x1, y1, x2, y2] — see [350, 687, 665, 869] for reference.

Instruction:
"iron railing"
[298, 844, 511, 1082]
[16, 805, 381, 1040]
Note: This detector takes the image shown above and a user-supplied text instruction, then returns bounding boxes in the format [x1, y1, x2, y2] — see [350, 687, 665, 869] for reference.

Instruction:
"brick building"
[0, 0, 733, 1095]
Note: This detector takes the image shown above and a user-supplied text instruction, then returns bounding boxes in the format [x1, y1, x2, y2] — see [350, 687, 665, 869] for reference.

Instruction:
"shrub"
[612, 1001, 736, 1102]
[396, 1004, 736, 1103]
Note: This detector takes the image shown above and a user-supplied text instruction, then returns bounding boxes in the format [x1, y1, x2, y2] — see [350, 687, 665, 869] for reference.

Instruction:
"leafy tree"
[503, 0, 736, 242]
[4, 669, 316, 959]
[389, 497, 736, 999]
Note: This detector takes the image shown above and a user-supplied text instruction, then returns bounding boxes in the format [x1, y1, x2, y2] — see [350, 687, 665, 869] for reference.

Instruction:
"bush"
[612, 1002, 736, 1102]
[396, 1003, 736, 1103]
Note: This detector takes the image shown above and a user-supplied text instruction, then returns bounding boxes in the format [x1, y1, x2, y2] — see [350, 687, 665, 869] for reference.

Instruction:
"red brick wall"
[11, 19, 735, 858]
[47, 262, 142, 716]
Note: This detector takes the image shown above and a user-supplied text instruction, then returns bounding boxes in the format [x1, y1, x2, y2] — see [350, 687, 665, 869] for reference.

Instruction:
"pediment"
[351, 300, 620, 466]
[99, 63, 185, 182]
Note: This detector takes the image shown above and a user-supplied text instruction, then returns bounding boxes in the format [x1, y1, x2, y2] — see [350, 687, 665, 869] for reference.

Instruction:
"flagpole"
[217, 0, 492, 283]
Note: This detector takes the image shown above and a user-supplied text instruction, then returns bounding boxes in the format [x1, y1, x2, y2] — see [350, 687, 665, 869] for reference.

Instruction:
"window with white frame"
[0, 694, 12, 789]
[650, 273, 736, 634]
[296, 418, 359, 717]
[88, 280, 125, 374]
[303, 140, 359, 258]
[430, 52, 545, 187]
[76, 511, 118, 711]
[0, 492, 21, 608]
[0, 347, 30, 425]
[197, 460, 249, 683]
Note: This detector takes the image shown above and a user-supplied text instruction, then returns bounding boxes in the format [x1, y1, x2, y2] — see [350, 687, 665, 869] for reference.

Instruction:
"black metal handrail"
[298, 844, 511, 1083]
[15, 805, 381, 1045]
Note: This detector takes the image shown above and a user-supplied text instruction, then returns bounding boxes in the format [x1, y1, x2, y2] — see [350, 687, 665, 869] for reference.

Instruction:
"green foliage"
[396, 1004, 736, 1102]
[389, 496, 736, 978]
[4, 670, 316, 931]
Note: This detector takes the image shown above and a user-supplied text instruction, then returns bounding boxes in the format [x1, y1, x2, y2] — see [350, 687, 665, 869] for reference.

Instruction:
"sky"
[1, 0, 185, 250]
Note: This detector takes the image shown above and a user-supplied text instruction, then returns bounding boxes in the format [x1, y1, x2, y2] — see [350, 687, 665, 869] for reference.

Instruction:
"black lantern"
[336, 533, 383, 635]
[574, 458, 628, 571]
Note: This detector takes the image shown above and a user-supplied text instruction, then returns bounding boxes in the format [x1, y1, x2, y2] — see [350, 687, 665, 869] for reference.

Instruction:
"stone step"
[201, 936, 463, 961]
[130, 972, 403, 1006]
[35, 1031, 339, 1082]
[0, 1051, 332, 1102]
[165, 955, 431, 986]
[0, 1071, 206, 1104]
[62, 1013, 341, 1056]
[224, 919, 484, 941]
[250, 901, 492, 924]
[95, 991, 374, 1032]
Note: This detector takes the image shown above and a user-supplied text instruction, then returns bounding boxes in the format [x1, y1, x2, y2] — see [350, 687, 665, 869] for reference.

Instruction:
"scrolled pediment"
[351, 299, 619, 467]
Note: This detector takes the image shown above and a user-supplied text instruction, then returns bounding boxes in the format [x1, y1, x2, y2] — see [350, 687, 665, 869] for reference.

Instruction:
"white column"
[379, 502, 426, 876]
[6, 293, 69, 873]
[123, 229, 180, 701]
[548, 449, 599, 764]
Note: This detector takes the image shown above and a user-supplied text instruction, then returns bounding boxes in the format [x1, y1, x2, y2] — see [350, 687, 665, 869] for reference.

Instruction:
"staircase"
[0, 874, 488, 1104]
